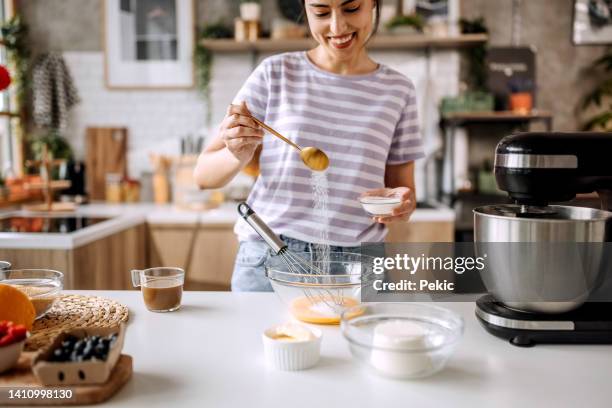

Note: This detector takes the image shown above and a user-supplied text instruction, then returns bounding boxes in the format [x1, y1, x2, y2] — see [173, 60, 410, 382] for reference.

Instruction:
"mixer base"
[475, 295, 612, 347]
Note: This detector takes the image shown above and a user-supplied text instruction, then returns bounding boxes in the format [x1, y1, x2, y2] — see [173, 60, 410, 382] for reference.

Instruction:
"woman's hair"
[301, 0, 382, 36]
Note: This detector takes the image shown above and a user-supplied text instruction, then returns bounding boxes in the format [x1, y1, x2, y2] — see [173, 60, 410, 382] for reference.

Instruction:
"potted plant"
[385, 14, 425, 34]
[194, 22, 233, 128]
[240, 0, 261, 22]
[459, 17, 488, 91]
[507, 78, 534, 114]
[28, 130, 74, 179]
[30, 130, 73, 162]
[579, 48, 612, 130]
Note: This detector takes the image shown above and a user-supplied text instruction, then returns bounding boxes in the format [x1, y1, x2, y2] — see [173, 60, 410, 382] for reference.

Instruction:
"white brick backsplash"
[63, 49, 462, 197]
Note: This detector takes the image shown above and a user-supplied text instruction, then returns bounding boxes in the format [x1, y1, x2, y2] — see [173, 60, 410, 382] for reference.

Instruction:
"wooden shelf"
[0, 111, 20, 118]
[442, 110, 553, 123]
[0, 189, 45, 208]
[201, 33, 488, 52]
[24, 180, 71, 191]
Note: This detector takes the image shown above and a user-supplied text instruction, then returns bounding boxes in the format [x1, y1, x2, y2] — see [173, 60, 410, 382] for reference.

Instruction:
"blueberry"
[52, 348, 64, 361]
[65, 335, 78, 344]
[94, 344, 108, 360]
[75, 340, 86, 353]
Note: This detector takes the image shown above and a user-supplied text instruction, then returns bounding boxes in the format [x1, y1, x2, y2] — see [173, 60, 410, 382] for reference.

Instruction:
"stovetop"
[0, 216, 109, 233]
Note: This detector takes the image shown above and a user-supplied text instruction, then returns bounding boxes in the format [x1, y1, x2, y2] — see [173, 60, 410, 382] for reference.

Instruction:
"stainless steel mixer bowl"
[474, 205, 612, 313]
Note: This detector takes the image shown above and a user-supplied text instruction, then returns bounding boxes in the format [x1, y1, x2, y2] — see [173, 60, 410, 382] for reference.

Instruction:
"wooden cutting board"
[0, 353, 132, 406]
[86, 128, 128, 200]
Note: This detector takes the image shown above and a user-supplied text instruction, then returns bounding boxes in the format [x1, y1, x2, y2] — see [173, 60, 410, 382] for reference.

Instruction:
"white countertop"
[0, 202, 455, 250]
[85, 291, 610, 408]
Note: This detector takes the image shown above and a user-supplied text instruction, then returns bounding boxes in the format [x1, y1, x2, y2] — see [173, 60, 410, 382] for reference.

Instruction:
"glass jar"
[105, 173, 123, 203]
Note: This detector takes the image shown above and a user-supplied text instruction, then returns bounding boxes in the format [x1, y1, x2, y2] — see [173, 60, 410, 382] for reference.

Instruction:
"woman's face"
[305, 0, 375, 61]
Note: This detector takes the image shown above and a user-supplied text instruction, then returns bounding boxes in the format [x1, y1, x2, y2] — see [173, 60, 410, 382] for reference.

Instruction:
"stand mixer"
[473, 132, 612, 346]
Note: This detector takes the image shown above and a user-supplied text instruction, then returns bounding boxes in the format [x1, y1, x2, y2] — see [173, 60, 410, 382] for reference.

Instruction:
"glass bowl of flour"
[340, 303, 464, 379]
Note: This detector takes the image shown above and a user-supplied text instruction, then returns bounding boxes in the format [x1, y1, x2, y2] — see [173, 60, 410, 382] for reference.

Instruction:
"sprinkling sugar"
[311, 171, 331, 274]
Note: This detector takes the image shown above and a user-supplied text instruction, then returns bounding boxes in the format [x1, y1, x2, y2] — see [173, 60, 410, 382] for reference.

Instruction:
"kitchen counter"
[0, 203, 237, 249]
[86, 291, 610, 408]
[0, 202, 455, 249]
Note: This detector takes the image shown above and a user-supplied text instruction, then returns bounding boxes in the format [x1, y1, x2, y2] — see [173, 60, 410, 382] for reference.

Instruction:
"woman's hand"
[220, 101, 264, 165]
[361, 187, 416, 224]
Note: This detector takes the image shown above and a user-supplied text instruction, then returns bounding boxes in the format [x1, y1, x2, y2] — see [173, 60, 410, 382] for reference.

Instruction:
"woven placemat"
[25, 294, 129, 351]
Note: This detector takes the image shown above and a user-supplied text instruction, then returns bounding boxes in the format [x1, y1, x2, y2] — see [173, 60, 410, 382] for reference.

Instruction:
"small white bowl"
[262, 323, 322, 371]
[359, 196, 401, 216]
[0, 338, 25, 374]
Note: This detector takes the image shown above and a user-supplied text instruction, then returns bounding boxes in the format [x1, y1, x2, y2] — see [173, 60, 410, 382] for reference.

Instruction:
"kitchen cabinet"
[148, 223, 238, 290]
[0, 204, 453, 291]
[147, 218, 452, 290]
[386, 220, 454, 243]
[0, 224, 147, 290]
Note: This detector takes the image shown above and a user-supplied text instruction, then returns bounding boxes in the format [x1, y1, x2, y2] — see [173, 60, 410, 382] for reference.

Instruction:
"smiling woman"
[302, 0, 381, 74]
[194, 0, 425, 292]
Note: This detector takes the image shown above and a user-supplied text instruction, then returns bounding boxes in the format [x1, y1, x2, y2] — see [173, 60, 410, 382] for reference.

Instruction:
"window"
[0, 0, 12, 177]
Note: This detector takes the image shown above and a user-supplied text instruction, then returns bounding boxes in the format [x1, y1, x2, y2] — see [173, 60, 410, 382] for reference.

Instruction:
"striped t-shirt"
[233, 52, 425, 246]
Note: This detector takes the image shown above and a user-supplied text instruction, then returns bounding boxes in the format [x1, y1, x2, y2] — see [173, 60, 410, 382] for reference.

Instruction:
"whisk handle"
[237, 202, 286, 254]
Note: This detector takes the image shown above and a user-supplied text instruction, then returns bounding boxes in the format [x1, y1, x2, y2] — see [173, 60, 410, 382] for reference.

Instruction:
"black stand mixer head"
[494, 132, 612, 212]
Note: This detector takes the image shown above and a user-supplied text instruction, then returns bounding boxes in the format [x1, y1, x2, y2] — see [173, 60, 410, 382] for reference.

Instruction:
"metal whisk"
[237, 202, 346, 309]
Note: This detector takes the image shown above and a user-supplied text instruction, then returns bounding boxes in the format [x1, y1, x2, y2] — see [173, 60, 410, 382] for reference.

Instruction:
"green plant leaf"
[386, 14, 424, 31]
[581, 78, 612, 110]
[593, 50, 612, 72]
[30, 130, 74, 161]
[194, 21, 232, 127]
[582, 111, 612, 131]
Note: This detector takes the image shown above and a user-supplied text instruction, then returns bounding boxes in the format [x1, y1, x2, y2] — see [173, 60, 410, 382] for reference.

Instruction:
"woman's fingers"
[228, 101, 251, 115]
[373, 212, 412, 224]
[222, 112, 260, 131]
[360, 188, 389, 198]
[391, 197, 415, 216]
[224, 125, 263, 139]
[397, 187, 412, 201]
[227, 137, 261, 150]
[223, 102, 262, 130]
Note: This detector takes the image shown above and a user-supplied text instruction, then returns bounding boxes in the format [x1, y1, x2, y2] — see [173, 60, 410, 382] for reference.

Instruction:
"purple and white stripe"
[233, 52, 424, 246]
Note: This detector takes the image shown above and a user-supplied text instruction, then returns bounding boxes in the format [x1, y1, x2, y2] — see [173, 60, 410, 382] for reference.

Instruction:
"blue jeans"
[231, 235, 361, 292]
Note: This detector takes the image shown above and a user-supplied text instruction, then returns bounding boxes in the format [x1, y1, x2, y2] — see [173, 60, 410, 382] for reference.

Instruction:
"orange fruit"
[0, 283, 36, 331]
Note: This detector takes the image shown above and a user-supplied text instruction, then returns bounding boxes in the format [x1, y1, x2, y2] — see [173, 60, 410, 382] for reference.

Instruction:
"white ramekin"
[0, 338, 25, 374]
[262, 325, 322, 371]
[359, 196, 401, 216]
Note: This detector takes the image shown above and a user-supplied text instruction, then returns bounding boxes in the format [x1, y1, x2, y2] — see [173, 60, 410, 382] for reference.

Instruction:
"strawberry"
[0, 333, 13, 347]
[8, 325, 27, 342]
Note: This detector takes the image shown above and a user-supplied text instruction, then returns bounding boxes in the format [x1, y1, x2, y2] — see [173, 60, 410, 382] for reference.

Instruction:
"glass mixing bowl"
[265, 252, 373, 325]
[0, 269, 63, 318]
[341, 303, 464, 379]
